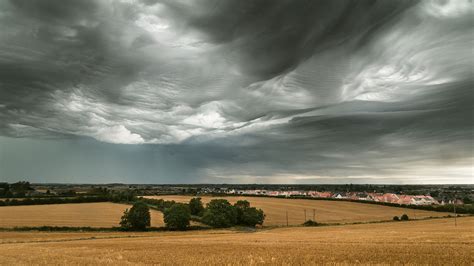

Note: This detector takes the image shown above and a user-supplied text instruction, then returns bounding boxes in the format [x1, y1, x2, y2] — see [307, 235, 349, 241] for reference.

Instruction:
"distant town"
[1, 182, 472, 206]
[225, 190, 462, 206]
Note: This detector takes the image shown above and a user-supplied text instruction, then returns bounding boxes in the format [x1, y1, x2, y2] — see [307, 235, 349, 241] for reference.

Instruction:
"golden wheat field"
[0, 217, 472, 265]
[0, 202, 164, 228]
[143, 195, 451, 225]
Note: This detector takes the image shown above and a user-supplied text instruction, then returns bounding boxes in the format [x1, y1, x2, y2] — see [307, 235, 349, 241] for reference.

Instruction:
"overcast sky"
[0, 0, 472, 184]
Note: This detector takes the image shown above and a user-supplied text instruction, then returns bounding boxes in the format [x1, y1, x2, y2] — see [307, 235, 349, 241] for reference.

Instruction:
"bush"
[400, 214, 409, 221]
[393, 216, 400, 221]
[164, 203, 191, 230]
[202, 199, 237, 228]
[189, 197, 205, 216]
[303, 220, 319, 226]
[120, 201, 151, 231]
[234, 200, 265, 227]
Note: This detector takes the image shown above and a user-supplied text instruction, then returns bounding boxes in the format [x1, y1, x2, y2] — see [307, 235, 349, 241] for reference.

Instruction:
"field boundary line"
[0, 234, 160, 245]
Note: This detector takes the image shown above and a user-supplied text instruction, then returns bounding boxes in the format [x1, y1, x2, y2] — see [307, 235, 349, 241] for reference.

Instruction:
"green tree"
[234, 200, 250, 208]
[111, 191, 136, 203]
[202, 199, 237, 228]
[240, 207, 265, 227]
[164, 203, 191, 230]
[400, 214, 409, 221]
[120, 201, 151, 231]
[10, 181, 32, 192]
[0, 183, 9, 197]
[189, 197, 205, 216]
[120, 209, 131, 229]
[463, 197, 472, 204]
[234, 200, 265, 227]
[234, 200, 250, 223]
[393, 216, 400, 221]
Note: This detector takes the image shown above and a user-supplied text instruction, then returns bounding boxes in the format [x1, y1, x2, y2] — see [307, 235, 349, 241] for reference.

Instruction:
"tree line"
[120, 198, 265, 231]
[0, 196, 110, 206]
[0, 181, 34, 197]
[0, 191, 136, 206]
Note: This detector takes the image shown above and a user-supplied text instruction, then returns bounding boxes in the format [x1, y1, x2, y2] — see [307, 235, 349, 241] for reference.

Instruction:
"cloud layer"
[0, 0, 472, 183]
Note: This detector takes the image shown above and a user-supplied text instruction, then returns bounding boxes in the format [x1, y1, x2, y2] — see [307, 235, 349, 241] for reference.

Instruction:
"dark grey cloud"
[150, 0, 417, 77]
[0, 0, 472, 183]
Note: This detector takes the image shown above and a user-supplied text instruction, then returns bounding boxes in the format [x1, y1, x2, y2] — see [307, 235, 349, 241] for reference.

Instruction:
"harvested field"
[0, 202, 164, 228]
[143, 195, 452, 225]
[0, 217, 472, 265]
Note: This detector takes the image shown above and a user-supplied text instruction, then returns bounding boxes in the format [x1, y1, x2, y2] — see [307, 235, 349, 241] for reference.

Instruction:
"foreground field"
[0, 217, 471, 265]
[0, 202, 164, 228]
[144, 195, 451, 225]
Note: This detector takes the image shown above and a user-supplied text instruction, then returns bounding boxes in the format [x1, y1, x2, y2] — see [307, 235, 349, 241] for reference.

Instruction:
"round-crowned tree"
[202, 199, 237, 228]
[164, 203, 191, 230]
[120, 201, 151, 231]
[189, 197, 205, 216]
[240, 207, 265, 227]
[234, 200, 250, 224]
[234, 200, 265, 227]
[400, 214, 409, 221]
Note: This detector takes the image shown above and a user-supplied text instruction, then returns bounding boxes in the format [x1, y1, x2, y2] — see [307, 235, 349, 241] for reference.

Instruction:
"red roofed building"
[397, 195, 414, 205]
[380, 193, 400, 203]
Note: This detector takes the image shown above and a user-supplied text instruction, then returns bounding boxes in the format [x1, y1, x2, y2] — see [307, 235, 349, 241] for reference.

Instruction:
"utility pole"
[286, 210, 289, 227]
[313, 209, 315, 221]
[454, 201, 457, 227]
[304, 209, 307, 221]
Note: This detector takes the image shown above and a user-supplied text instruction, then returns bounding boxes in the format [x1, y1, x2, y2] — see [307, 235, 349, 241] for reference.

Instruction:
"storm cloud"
[0, 0, 472, 184]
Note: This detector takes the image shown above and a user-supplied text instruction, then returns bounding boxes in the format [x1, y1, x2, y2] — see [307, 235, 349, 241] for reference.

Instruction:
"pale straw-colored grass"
[0, 202, 164, 228]
[0, 217, 471, 265]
